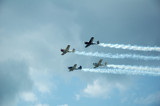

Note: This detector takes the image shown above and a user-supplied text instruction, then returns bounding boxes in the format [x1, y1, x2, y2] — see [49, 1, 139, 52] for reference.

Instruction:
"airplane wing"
[89, 37, 94, 43]
[98, 59, 103, 65]
[61, 52, 66, 55]
[73, 64, 77, 69]
[68, 64, 77, 71]
[85, 44, 90, 48]
[66, 45, 70, 51]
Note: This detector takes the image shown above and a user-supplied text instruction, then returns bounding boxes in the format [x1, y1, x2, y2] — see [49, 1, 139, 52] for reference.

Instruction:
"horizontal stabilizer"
[97, 41, 100, 44]
[78, 66, 82, 70]
[104, 62, 107, 66]
[72, 48, 75, 52]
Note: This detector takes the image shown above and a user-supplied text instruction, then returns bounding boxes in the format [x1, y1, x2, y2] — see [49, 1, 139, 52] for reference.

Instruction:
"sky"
[0, 0, 160, 106]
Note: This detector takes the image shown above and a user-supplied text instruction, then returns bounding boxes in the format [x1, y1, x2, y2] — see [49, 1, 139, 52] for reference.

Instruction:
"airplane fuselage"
[61, 49, 68, 55]
[84, 37, 99, 48]
[93, 63, 103, 68]
[68, 64, 82, 71]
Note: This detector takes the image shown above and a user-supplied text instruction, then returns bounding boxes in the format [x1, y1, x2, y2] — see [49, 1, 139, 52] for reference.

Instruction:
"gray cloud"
[0, 60, 33, 106]
[0, 0, 160, 105]
[134, 92, 160, 105]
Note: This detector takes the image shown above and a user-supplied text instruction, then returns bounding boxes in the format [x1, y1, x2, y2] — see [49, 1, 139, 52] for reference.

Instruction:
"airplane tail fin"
[78, 66, 82, 70]
[97, 41, 100, 44]
[72, 48, 75, 52]
[104, 62, 107, 66]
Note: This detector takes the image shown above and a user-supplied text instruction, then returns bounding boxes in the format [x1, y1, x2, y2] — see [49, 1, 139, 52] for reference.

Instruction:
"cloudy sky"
[0, 0, 160, 106]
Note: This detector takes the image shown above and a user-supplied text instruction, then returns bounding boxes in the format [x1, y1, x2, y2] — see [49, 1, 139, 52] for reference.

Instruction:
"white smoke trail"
[81, 68, 160, 76]
[107, 64, 160, 72]
[99, 43, 160, 52]
[75, 51, 160, 61]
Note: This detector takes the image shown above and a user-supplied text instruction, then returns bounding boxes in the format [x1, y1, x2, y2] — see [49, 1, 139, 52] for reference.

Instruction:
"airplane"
[68, 64, 82, 71]
[61, 45, 75, 55]
[93, 59, 107, 68]
[84, 37, 99, 48]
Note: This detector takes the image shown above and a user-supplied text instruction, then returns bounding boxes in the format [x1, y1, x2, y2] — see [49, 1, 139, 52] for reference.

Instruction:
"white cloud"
[83, 78, 128, 98]
[75, 94, 80, 101]
[134, 92, 160, 105]
[83, 79, 111, 98]
[115, 82, 127, 92]
[21, 92, 37, 102]
[57, 104, 68, 106]
[34, 103, 50, 106]
[29, 67, 54, 94]
[36, 83, 51, 93]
